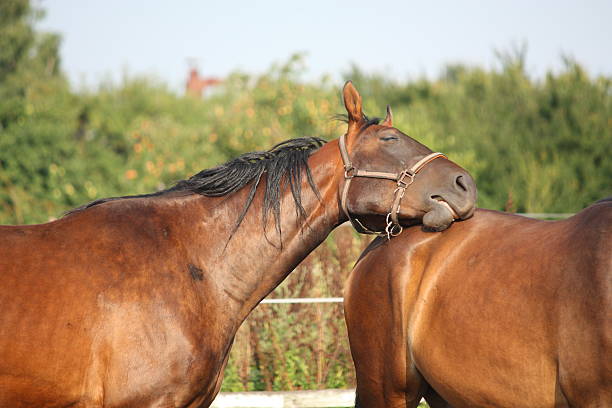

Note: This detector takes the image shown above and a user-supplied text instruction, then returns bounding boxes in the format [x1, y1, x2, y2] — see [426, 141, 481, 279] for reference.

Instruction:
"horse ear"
[343, 81, 364, 134]
[382, 105, 393, 127]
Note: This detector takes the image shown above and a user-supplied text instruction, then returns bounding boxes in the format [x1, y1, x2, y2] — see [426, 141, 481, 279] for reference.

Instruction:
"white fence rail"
[516, 212, 572, 219]
[211, 389, 425, 407]
[211, 389, 356, 408]
[261, 297, 343, 304]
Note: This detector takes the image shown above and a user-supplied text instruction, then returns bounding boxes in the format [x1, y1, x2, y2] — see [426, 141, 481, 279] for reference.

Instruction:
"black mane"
[67, 137, 326, 239]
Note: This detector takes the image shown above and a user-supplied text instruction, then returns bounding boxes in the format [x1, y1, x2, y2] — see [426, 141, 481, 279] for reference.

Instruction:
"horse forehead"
[362, 124, 390, 135]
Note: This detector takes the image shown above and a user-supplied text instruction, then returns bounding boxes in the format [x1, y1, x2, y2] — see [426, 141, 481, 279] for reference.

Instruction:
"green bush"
[2, 50, 610, 223]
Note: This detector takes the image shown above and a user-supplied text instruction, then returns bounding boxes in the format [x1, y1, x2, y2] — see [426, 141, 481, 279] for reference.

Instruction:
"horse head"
[339, 81, 477, 233]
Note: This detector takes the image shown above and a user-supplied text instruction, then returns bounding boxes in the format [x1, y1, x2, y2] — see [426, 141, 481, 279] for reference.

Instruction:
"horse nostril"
[455, 175, 468, 192]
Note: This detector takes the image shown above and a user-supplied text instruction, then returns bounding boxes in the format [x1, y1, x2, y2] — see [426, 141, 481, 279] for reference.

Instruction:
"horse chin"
[422, 203, 455, 232]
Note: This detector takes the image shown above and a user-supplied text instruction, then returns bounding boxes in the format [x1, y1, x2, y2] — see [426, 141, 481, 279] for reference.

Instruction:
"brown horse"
[345, 201, 612, 408]
[0, 82, 476, 407]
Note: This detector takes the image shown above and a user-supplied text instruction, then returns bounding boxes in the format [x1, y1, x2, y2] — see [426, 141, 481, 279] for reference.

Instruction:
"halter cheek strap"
[338, 133, 447, 239]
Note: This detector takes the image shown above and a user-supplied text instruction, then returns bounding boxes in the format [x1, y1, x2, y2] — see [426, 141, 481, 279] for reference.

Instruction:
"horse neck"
[192, 140, 344, 323]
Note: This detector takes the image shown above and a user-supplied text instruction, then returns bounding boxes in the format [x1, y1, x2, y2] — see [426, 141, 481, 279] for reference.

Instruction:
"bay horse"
[0, 82, 476, 407]
[345, 201, 612, 408]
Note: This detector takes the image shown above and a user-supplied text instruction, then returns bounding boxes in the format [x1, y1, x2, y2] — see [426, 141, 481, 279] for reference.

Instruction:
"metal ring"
[385, 221, 403, 240]
[385, 213, 403, 239]
[389, 224, 403, 236]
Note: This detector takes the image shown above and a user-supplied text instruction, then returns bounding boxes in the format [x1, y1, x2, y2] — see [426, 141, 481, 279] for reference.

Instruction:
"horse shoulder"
[346, 233, 433, 406]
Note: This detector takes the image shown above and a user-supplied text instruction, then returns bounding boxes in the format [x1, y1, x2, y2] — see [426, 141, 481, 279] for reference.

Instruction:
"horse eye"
[380, 136, 398, 142]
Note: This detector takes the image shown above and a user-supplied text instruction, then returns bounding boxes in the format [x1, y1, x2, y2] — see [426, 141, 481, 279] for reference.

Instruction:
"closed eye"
[380, 136, 398, 141]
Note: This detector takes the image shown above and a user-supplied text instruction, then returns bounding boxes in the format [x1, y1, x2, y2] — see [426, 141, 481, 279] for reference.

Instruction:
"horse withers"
[345, 200, 611, 408]
[0, 82, 476, 407]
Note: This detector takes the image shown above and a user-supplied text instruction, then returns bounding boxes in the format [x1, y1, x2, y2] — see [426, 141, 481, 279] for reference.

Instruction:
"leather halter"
[339, 133, 447, 239]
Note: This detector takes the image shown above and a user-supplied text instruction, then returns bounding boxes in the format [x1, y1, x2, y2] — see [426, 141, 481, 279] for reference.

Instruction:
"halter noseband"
[339, 133, 447, 239]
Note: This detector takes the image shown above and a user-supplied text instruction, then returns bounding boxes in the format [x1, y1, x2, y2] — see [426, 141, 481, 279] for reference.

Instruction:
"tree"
[0, 0, 75, 224]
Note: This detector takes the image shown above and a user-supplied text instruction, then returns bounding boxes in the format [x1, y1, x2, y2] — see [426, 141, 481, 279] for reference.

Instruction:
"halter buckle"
[397, 170, 415, 189]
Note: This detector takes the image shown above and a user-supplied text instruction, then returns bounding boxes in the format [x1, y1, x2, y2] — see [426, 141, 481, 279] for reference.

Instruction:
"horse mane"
[66, 137, 327, 239]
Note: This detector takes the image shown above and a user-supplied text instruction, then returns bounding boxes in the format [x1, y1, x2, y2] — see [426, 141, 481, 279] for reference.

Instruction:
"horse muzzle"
[422, 172, 477, 231]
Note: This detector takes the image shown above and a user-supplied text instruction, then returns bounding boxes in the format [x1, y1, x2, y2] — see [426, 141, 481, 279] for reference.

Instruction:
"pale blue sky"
[38, 0, 612, 90]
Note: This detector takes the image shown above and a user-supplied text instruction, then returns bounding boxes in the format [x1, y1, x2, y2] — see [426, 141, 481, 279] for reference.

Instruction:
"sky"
[38, 0, 612, 91]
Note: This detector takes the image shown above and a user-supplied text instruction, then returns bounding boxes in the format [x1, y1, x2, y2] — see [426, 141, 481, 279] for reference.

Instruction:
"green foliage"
[0, 0, 79, 223]
[2, 43, 610, 223]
